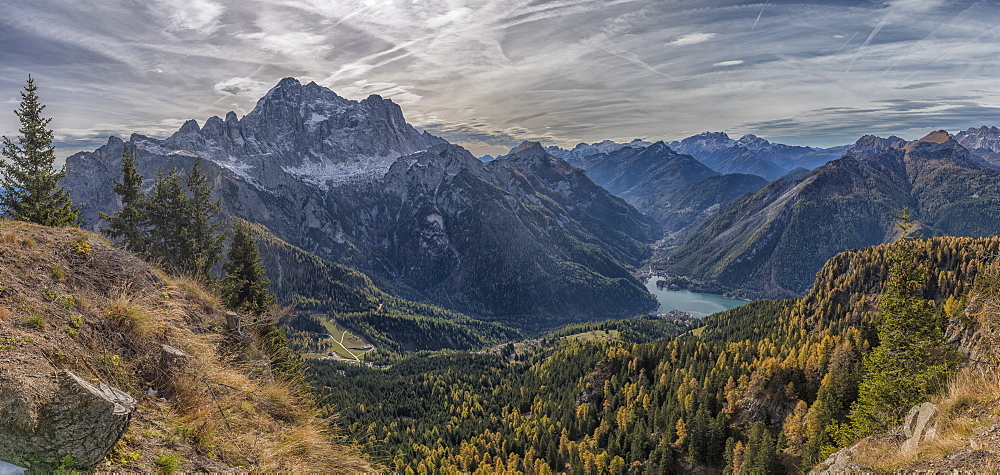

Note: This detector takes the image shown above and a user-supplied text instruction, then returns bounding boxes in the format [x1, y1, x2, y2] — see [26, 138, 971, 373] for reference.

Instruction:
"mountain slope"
[665, 131, 1000, 298]
[364, 142, 657, 326]
[571, 141, 719, 203]
[0, 221, 368, 472]
[64, 80, 657, 327]
[954, 125, 1000, 167]
[636, 173, 769, 232]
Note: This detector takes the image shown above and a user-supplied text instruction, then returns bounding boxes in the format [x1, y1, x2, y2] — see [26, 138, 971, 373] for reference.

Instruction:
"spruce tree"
[100, 145, 148, 252]
[141, 160, 223, 280]
[221, 221, 275, 315]
[0, 76, 79, 226]
[145, 168, 190, 270]
[184, 159, 224, 280]
[846, 210, 958, 437]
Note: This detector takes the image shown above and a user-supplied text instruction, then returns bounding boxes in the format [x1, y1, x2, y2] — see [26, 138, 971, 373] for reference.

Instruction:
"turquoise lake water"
[644, 276, 749, 318]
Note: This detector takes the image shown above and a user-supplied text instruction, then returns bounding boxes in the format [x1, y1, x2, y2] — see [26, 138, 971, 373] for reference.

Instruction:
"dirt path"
[329, 332, 361, 363]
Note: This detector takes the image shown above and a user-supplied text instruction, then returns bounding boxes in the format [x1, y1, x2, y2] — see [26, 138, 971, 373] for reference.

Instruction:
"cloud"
[3, 0, 1000, 159]
[214, 77, 273, 97]
[885, 0, 949, 14]
[713, 60, 744, 67]
[159, 0, 224, 32]
[667, 32, 716, 46]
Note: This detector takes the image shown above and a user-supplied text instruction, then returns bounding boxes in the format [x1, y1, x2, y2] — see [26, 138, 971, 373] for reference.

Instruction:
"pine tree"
[142, 160, 223, 280]
[221, 221, 275, 315]
[100, 145, 148, 251]
[0, 76, 78, 226]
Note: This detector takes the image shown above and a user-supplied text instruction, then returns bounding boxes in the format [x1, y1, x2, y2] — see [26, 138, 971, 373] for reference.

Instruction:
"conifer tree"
[183, 159, 224, 280]
[846, 209, 958, 437]
[142, 160, 223, 280]
[145, 167, 190, 270]
[0, 76, 79, 226]
[100, 145, 148, 252]
[221, 221, 275, 315]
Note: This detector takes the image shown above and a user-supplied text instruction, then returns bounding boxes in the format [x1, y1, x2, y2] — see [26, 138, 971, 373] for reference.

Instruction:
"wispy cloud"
[667, 32, 716, 46]
[1, 0, 999, 161]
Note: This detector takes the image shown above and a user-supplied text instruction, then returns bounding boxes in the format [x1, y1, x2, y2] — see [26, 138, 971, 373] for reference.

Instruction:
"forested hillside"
[312, 235, 1000, 473]
[247, 221, 520, 360]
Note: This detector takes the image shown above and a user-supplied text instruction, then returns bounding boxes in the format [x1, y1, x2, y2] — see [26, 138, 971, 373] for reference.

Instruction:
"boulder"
[902, 402, 939, 453]
[0, 369, 136, 470]
[810, 443, 873, 474]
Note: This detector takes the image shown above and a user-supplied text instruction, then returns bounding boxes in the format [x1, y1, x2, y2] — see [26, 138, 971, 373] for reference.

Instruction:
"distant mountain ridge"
[664, 131, 1000, 298]
[668, 132, 844, 180]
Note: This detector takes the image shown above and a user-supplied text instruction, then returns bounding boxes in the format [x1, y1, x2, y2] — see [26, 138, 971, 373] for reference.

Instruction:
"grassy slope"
[0, 221, 369, 472]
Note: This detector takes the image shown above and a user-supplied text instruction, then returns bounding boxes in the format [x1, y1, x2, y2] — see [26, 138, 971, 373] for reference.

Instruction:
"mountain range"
[64, 78, 656, 327]
[664, 131, 1000, 298]
[61, 77, 1000, 317]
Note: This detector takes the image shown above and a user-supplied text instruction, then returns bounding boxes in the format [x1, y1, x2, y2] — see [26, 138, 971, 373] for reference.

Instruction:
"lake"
[645, 276, 749, 318]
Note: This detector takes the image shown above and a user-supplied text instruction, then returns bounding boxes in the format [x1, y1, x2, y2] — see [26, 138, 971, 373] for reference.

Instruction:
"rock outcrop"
[810, 442, 873, 474]
[0, 361, 135, 471]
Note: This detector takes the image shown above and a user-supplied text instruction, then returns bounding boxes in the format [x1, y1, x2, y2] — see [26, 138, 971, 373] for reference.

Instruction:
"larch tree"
[0, 75, 79, 226]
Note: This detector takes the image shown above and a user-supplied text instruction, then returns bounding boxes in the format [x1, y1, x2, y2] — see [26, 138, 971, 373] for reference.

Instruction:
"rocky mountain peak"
[174, 119, 200, 136]
[509, 141, 548, 157]
[904, 130, 956, 151]
[645, 141, 673, 154]
[736, 134, 772, 151]
[680, 132, 735, 151]
[846, 134, 907, 158]
[954, 125, 1000, 153]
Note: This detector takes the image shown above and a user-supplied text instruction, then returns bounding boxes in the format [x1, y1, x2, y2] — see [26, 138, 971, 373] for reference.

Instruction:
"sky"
[3, 0, 1000, 161]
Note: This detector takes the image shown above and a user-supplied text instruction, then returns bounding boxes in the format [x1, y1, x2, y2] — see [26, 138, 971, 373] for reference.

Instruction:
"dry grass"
[0, 221, 371, 473]
[853, 365, 1000, 472]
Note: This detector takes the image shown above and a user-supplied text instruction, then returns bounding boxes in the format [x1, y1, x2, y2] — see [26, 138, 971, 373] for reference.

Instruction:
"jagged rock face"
[666, 132, 1000, 298]
[955, 126, 1000, 153]
[954, 125, 1000, 168]
[159, 77, 446, 190]
[361, 142, 658, 323]
[0, 360, 135, 471]
[63, 83, 657, 324]
[844, 134, 906, 159]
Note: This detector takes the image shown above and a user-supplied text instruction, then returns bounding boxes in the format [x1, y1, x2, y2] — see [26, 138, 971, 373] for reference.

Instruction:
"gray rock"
[901, 402, 939, 453]
[0, 369, 136, 471]
[810, 442, 873, 474]
[0, 461, 26, 475]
